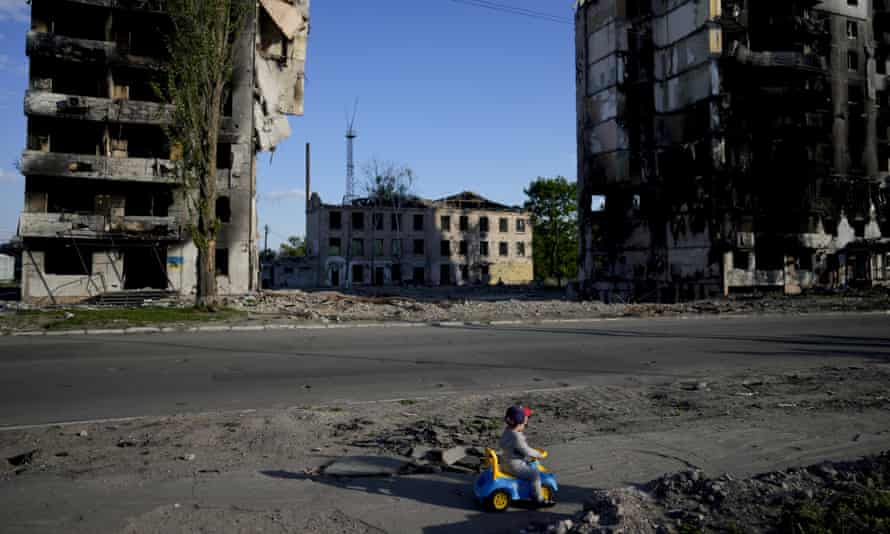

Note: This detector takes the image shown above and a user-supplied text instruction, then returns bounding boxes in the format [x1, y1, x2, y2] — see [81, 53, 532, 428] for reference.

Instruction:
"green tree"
[279, 236, 307, 257]
[159, 0, 249, 307]
[524, 177, 578, 286]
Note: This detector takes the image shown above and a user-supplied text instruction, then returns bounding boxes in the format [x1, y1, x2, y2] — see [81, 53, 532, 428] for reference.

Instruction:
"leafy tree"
[524, 177, 578, 286]
[159, 0, 249, 306]
[279, 236, 307, 257]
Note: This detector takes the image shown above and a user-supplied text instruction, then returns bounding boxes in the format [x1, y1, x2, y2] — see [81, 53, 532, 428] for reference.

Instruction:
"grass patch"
[1, 307, 246, 332]
[781, 490, 890, 534]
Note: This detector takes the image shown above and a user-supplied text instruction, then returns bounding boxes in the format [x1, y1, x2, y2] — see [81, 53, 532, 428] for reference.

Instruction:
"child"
[499, 405, 547, 504]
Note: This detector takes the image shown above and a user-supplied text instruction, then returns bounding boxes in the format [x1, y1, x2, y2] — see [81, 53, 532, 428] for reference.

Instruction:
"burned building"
[303, 192, 534, 288]
[16, 0, 309, 303]
[575, 0, 890, 301]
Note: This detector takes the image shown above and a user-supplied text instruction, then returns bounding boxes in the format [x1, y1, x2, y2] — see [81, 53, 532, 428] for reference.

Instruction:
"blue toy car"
[474, 447, 558, 512]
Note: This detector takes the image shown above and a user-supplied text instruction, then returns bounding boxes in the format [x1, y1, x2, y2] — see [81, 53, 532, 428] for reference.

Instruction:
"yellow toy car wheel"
[486, 490, 511, 512]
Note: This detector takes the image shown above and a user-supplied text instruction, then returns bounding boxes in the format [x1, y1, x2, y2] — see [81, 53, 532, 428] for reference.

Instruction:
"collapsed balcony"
[20, 151, 179, 184]
[26, 31, 161, 70]
[25, 91, 174, 125]
[18, 213, 182, 241]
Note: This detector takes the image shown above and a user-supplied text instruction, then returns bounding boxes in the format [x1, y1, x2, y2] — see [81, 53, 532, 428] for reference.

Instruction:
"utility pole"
[264, 224, 269, 255]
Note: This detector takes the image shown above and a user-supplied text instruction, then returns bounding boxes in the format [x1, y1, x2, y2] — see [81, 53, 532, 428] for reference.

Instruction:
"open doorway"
[123, 246, 168, 290]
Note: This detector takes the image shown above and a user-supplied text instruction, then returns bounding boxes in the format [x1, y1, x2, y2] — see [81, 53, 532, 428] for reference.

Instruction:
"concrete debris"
[178, 453, 196, 462]
[77, 430, 88, 438]
[6, 449, 39, 467]
[220, 288, 890, 326]
[527, 451, 890, 534]
[321, 456, 411, 478]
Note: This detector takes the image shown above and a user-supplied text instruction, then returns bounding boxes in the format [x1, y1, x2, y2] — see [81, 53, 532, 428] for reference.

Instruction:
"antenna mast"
[343, 100, 359, 205]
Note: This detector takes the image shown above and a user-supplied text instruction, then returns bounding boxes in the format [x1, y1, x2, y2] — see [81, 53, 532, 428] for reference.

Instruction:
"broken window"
[459, 216, 469, 231]
[329, 211, 342, 230]
[329, 237, 341, 256]
[391, 213, 402, 231]
[846, 20, 858, 40]
[459, 240, 468, 255]
[479, 217, 490, 233]
[733, 251, 750, 270]
[216, 144, 232, 170]
[413, 267, 425, 284]
[216, 196, 231, 223]
[413, 239, 425, 255]
[440, 240, 451, 256]
[499, 218, 509, 233]
[516, 242, 526, 257]
[516, 219, 527, 233]
[481, 264, 490, 279]
[374, 239, 384, 256]
[373, 213, 384, 231]
[352, 212, 365, 231]
[392, 239, 402, 256]
[440, 264, 452, 285]
[441, 215, 451, 232]
[847, 51, 859, 71]
[45, 246, 91, 275]
[352, 264, 365, 284]
[480, 241, 490, 257]
[499, 242, 509, 256]
[413, 214, 424, 231]
[215, 248, 229, 276]
[351, 238, 364, 256]
[799, 252, 814, 271]
[592, 195, 606, 212]
[392, 264, 402, 282]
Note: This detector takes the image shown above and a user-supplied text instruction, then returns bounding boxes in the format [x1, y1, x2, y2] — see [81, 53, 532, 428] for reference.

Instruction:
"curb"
[2, 309, 887, 338]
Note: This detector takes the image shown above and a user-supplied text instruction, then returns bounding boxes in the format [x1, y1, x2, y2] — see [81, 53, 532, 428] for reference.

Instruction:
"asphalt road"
[1, 313, 888, 427]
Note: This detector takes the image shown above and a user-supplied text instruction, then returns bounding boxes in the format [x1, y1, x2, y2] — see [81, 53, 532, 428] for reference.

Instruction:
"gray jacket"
[499, 428, 542, 465]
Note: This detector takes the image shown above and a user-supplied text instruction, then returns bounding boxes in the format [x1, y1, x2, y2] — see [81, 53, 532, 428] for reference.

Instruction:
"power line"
[448, 0, 573, 25]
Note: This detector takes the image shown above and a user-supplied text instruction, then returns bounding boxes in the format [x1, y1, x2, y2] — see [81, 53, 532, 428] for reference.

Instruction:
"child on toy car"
[499, 405, 548, 505]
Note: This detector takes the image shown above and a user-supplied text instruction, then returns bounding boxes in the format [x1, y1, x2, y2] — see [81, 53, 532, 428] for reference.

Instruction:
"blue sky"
[0, 0, 576, 249]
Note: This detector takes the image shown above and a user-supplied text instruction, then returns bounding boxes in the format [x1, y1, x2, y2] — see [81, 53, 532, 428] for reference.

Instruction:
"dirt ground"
[3, 361, 889, 532]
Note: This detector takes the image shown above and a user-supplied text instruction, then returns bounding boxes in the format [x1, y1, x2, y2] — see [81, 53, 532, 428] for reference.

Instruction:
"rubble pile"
[333, 416, 502, 474]
[526, 451, 890, 534]
[224, 289, 890, 325]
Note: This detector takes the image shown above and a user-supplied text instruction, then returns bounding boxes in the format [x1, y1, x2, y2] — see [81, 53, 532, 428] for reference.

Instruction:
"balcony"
[25, 91, 175, 125]
[58, 0, 167, 12]
[730, 47, 827, 72]
[18, 213, 182, 241]
[26, 31, 161, 69]
[20, 151, 178, 184]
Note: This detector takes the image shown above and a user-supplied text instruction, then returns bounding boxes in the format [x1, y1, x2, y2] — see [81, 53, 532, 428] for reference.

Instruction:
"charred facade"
[17, 0, 309, 303]
[575, 0, 890, 301]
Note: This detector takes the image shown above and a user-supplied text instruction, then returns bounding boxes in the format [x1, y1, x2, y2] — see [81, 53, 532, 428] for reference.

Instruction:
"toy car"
[474, 447, 558, 512]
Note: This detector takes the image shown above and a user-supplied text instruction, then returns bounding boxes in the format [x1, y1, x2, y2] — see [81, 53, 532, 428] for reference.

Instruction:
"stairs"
[85, 290, 178, 306]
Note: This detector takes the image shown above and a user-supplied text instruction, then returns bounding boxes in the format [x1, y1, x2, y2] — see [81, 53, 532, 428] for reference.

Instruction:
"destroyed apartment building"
[16, 0, 309, 304]
[283, 192, 534, 289]
[575, 0, 890, 301]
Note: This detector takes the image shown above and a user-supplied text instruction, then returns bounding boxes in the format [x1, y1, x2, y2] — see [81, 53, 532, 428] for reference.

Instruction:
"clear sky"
[0, 0, 576, 249]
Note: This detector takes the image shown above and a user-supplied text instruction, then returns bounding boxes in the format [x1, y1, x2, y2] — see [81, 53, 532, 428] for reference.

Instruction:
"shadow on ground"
[260, 469, 591, 534]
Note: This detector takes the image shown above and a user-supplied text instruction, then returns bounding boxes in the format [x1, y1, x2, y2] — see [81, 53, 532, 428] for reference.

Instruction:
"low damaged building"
[303, 192, 533, 288]
[575, 0, 890, 301]
[17, 0, 309, 303]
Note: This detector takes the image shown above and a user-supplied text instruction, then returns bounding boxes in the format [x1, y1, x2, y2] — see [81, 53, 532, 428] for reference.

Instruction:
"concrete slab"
[322, 456, 411, 477]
